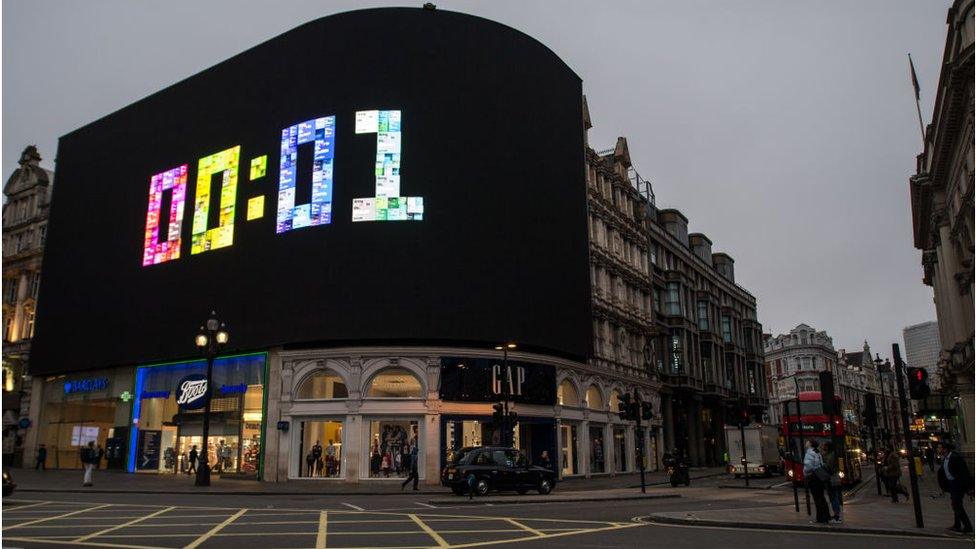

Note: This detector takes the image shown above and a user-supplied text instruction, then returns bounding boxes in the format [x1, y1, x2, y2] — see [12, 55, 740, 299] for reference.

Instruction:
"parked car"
[3, 468, 15, 497]
[441, 446, 555, 496]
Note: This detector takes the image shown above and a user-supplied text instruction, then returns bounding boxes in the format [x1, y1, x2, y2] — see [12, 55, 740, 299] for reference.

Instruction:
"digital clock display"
[32, 8, 592, 374]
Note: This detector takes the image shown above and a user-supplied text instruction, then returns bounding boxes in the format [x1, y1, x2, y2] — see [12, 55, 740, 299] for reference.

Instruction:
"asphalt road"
[2, 482, 969, 549]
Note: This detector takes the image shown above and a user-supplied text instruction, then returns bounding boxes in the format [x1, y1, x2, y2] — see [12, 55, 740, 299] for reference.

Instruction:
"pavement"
[7, 465, 728, 496]
[641, 467, 976, 540]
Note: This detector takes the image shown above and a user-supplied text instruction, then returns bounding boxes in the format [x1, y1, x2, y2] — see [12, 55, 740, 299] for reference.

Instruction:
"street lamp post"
[874, 354, 892, 448]
[494, 343, 517, 447]
[193, 311, 228, 487]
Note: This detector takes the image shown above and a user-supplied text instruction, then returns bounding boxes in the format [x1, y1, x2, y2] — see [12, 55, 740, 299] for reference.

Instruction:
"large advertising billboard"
[32, 8, 591, 374]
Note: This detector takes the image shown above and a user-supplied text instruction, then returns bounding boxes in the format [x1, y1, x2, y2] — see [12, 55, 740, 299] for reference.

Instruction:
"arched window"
[557, 380, 579, 407]
[609, 390, 621, 413]
[366, 367, 422, 398]
[296, 371, 348, 399]
[585, 386, 604, 410]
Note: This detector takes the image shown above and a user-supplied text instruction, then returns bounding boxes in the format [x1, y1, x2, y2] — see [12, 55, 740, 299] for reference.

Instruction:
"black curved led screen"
[32, 8, 591, 374]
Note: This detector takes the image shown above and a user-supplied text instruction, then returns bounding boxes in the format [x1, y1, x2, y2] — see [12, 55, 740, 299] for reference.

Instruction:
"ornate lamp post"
[493, 343, 517, 447]
[193, 311, 228, 487]
[874, 354, 892, 447]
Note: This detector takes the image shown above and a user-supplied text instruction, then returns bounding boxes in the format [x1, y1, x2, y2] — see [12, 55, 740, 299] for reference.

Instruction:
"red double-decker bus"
[780, 391, 863, 486]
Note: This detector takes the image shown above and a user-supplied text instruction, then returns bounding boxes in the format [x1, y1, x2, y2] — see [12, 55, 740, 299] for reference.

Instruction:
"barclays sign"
[64, 378, 109, 395]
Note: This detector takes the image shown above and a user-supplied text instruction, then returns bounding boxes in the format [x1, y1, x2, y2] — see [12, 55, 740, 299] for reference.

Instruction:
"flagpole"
[909, 54, 926, 145]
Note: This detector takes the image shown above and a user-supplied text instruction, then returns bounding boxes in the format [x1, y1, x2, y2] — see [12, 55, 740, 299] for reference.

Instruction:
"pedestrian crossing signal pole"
[893, 344, 924, 528]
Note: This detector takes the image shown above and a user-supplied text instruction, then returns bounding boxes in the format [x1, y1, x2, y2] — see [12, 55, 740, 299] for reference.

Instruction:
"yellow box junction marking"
[409, 513, 449, 547]
[316, 510, 329, 549]
[73, 506, 176, 543]
[2, 503, 111, 531]
[184, 508, 247, 549]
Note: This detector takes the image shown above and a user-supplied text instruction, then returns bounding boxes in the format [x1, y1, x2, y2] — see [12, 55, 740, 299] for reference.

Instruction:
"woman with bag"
[885, 448, 910, 502]
[803, 440, 831, 524]
[822, 441, 843, 523]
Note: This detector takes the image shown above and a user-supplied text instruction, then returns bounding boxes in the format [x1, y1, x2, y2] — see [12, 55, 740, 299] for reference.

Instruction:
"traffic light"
[907, 367, 931, 400]
[492, 402, 504, 425]
[738, 408, 751, 427]
[641, 401, 653, 421]
[619, 393, 633, 420]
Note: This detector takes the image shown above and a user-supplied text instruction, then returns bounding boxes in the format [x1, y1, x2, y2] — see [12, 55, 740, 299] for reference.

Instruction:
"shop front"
[35, 368, 133, 469]
[439, 356, 558, 471]
[128, 353, 267, 477]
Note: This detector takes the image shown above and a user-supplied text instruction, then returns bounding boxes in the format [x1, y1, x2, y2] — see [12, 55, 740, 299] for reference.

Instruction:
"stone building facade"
[582, 97, 663, 470]
[908, 0, 974, 463]
[644, 182, 765, 467]
[2, 145, 54, 465]
[763, 324, 841, 426]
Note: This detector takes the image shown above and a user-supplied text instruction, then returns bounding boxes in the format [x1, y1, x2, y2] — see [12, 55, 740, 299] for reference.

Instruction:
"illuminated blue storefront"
[127, 353, 268, 477]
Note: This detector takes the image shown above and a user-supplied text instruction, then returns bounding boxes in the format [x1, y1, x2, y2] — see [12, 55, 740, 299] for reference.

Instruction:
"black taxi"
[441, 446, 556, 496]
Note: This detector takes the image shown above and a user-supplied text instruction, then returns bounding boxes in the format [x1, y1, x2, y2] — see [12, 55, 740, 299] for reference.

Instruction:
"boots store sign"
[439, 357, 555, 406]
[176, 374, 210, 410]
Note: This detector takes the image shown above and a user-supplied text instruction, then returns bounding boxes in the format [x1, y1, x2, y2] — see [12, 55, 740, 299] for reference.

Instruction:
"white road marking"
[413, 501, 437, 508]
[340, 502, 365, 511]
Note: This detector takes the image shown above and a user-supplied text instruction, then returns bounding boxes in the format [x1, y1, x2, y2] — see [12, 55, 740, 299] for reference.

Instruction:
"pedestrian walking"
[802, 440, 831, 524]
[884, 448, 910, 502]
[80, 441, 96, 486]
[306, 451, 315, 477]
[401, 442, 419, 491]
[95, 444, 105, 469]
[822, 441, 843, 523]
[937, 442, 974, 534]
[925, 446, 936, 472]
[35, 444, 47, 470]
[187, 445, 198, 475]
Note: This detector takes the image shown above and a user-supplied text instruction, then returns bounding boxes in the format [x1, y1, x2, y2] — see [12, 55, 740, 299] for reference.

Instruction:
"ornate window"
[585, 386, 604, 410]
[365, 367, 422, 398]
[296, 371, 348, 399]
[557, 380, 579, 407]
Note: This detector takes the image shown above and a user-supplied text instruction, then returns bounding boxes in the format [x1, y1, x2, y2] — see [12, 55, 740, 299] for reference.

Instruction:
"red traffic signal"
[906, 367, 930, 400]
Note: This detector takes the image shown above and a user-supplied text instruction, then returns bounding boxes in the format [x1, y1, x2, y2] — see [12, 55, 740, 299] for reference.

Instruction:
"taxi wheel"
[475, 479, 490, 497]
[538, 478, 553, 495]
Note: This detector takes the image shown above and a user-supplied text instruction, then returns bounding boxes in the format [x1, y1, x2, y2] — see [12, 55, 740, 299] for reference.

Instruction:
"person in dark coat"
[35, 445, 47, 470]
[937, 442, 973, 534]
[400, 442, 420, 491]
[187, 446, 198, 474]
[884, 448, 910, 502]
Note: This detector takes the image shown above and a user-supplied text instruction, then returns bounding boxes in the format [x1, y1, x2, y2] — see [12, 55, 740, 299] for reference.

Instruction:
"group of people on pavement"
[802, 439, 844, 524]
[803, 438, 973, 534]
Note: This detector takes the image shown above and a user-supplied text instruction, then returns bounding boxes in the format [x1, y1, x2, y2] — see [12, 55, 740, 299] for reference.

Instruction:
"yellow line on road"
[315, 510, 328, 548]
[3, 536, 164, 549]
[409, 513, 449, 547]
[2, 501, 50, 512]
[444, 523, 644, 549]
[3, 503, 111, 531]
[183, 508, 247, 549]
[74, 506, 176, 542]
[504, 518, 545, 537]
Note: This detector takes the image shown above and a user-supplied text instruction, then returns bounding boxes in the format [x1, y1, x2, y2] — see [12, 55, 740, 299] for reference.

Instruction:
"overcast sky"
[3, 1, 951, 359]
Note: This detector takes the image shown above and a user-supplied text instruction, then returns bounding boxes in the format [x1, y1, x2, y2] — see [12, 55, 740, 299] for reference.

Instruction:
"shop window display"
[589, 425, 605, 473]
[613, 427, 628, 472]
[129, 353, 266, 476]
[368, 420, 418, 478]
[298, 420, 343, 477]
[560, 424, 578, 476]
